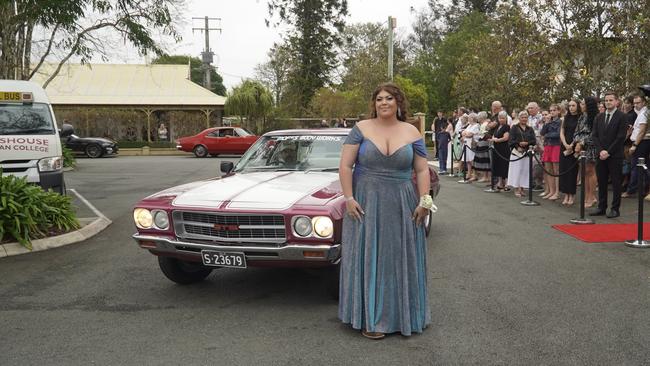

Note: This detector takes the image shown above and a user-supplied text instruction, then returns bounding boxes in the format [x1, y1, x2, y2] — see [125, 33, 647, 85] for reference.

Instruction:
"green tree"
[394, 75, 428, 115]
[254, 42, 293, 106]
[310, 87, 366, 119]
[152, 55, 226, 96]
[225, 80, 274, 133]
[0, 0, 183, 86]
[266, 0, 348, 114]
[339, 23, 407, 96]
[451, 4, 554, 109]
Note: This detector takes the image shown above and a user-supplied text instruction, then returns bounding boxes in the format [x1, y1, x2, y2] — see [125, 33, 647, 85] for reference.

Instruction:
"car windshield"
[0, 102, 55, 135]
[234, 134, 344, 173]
[235, 127, 253, 136]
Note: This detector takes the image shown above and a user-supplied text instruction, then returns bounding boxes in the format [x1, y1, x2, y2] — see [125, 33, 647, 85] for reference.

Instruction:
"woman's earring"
[397, 107, 402, 118]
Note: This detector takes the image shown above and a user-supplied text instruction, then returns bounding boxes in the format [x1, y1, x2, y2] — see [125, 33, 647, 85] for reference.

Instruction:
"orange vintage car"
[176, 126, 258, 157]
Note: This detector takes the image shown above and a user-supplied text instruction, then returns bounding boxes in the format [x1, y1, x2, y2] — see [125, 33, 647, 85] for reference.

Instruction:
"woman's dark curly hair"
[369, 82, 410, 122]
[584, 96, 599, 129]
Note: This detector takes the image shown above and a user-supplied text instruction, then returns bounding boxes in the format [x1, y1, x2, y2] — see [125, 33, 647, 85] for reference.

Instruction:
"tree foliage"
[254, 43, 293, 106]
[266, 0, 348, 113]
[152, 55, 226, 96]
[225, 80, 274, 133]
[394, 75, 428, 115]
[0, 0, 182, 86]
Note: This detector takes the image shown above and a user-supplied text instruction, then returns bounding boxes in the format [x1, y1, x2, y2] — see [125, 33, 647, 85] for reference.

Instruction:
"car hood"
[171, 171, 341, 210]
[73, 137, 116, 144]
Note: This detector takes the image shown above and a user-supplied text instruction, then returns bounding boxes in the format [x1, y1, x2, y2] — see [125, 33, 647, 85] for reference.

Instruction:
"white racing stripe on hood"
[172, 171, 338, 210]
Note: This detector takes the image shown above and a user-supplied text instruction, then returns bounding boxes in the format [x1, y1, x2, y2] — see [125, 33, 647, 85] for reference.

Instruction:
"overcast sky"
[143, 0, 431, 89]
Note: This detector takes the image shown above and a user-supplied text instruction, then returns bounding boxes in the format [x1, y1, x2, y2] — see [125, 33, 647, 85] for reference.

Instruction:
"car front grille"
[172, 211, 286, 244]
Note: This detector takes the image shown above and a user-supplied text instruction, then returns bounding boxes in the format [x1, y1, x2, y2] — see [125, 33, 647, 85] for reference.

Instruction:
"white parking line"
[68, 188, 108, 220]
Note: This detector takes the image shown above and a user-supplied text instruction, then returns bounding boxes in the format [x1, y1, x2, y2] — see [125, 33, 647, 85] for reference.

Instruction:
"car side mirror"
[220, 161, 234, 175]
[60, 123, 74, 138]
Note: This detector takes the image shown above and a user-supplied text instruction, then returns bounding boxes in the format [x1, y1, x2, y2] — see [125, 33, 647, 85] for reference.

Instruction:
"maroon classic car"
[133, 128, 439, 296]
[176, 126, 258, 157]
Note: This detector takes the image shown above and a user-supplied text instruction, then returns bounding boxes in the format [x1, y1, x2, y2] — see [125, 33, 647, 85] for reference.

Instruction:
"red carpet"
[552, 223, 650, 243]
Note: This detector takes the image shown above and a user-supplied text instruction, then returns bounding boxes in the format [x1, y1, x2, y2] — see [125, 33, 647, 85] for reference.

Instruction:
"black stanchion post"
[458, 145, 470, 184]
[626, 157, 650, 248]
[485, 145, 499, 193]
[571, 152, 594, 224]
[532, 147, 544, 192]
[521, 146, 540, 206]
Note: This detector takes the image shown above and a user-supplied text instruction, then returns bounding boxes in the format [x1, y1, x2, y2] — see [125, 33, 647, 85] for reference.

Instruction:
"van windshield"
[0, 103, 55, 135]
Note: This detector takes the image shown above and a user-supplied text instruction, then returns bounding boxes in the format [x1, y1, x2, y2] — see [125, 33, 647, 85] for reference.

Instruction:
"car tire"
[85, 144, 103, 158]
[158, 257, 213, 284]
[193, 145, 208, 158]
[325, 262, 340, 300]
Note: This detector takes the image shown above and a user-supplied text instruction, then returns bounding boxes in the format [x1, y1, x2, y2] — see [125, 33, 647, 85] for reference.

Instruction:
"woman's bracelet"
[419, 194, 433, 210]
[344, 196, 355, 202]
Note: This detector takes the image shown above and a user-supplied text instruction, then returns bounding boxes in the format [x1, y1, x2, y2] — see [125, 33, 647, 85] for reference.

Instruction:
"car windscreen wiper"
[304, 167, 339, 173]
[238, 166, 300, 172]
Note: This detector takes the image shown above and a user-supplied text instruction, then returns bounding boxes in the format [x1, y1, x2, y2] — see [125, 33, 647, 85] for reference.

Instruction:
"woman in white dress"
[461, 113, 480, 181]
[507, 111, 538, 197]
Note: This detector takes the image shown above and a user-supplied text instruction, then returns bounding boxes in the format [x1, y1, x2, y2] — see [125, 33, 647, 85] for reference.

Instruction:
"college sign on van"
[0, 137, 50, 152]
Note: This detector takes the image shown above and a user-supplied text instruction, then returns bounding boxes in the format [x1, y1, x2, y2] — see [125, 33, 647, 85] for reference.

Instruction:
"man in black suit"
[433, 111, 446, 160]
[590, 91, 629, 218]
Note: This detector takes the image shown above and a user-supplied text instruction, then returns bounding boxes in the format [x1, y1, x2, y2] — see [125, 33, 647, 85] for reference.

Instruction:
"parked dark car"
[62, 133, 118, 158]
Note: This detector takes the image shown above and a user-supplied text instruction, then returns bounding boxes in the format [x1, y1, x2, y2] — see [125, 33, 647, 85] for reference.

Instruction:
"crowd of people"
[431, 87, 650, 218]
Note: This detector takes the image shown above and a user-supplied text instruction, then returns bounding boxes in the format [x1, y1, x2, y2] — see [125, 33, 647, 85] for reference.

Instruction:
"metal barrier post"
[532, 148, 544, 191]
[626, 157, 650, 248]
[521, 146, 540, 206]
[571, 152, 594, 224]
[485, 145, 499, 193]
[458, 145, 471, 184]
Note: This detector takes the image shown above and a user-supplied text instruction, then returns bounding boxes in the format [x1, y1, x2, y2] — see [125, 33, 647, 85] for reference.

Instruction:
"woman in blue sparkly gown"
[338, 83, 431, 339]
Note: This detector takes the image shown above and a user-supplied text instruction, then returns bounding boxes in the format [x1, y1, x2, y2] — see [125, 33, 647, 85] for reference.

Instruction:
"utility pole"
[387, 16, 396, 81]
[192, 16, 221, 91]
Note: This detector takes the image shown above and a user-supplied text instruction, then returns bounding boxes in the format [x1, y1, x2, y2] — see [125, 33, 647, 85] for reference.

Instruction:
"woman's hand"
[412, 206, 429, 226]
[574, 143, 583, 153]
[345, 199, 365, 221]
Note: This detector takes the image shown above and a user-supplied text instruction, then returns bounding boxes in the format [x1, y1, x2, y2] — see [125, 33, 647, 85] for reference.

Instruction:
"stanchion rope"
[490, 146, 530, 162]
[532, 154, 581, 177]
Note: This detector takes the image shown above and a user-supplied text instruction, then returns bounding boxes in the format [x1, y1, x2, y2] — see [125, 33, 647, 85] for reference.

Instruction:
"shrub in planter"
[63, 146, 76, 168]
[117, 140, 176, 149]
[0, 173, 79, 250]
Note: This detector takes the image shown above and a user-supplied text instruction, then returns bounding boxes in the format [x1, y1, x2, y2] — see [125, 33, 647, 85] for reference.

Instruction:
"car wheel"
[193, 145, 208, 158]
[324, 262, 340, 300]
[158, 257, 213, 284]
[85, 144, 103, 158]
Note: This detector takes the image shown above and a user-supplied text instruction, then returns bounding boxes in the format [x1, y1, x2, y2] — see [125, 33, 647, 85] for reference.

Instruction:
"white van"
[0, 80, 71, 194]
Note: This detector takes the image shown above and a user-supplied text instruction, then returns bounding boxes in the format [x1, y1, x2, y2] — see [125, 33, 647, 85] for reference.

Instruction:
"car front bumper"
[132, 233, 341, 264]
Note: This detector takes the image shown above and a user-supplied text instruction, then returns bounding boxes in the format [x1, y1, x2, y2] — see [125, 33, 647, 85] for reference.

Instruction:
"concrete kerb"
[0, 189, 112, 258]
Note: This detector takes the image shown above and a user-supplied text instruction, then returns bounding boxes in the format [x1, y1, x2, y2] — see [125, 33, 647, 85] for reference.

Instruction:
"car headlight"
[312, 216, 333, 238]
[153, 210, 169, 230]
[38, 156, 62, 172]
[293, 216, 313, 237]
[133, 208, 153, 229]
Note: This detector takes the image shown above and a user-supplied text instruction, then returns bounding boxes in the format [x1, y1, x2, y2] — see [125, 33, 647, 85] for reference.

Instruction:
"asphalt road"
[1, 156, 649, 365]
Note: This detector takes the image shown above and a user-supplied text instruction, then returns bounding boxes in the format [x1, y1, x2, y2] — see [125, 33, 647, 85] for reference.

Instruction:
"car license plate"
[0, 91, 21, 102]
[201, 250, 247, 268]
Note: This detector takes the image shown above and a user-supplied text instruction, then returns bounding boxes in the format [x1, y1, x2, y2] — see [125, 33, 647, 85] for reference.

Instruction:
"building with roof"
[30, 63, 226, 142]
